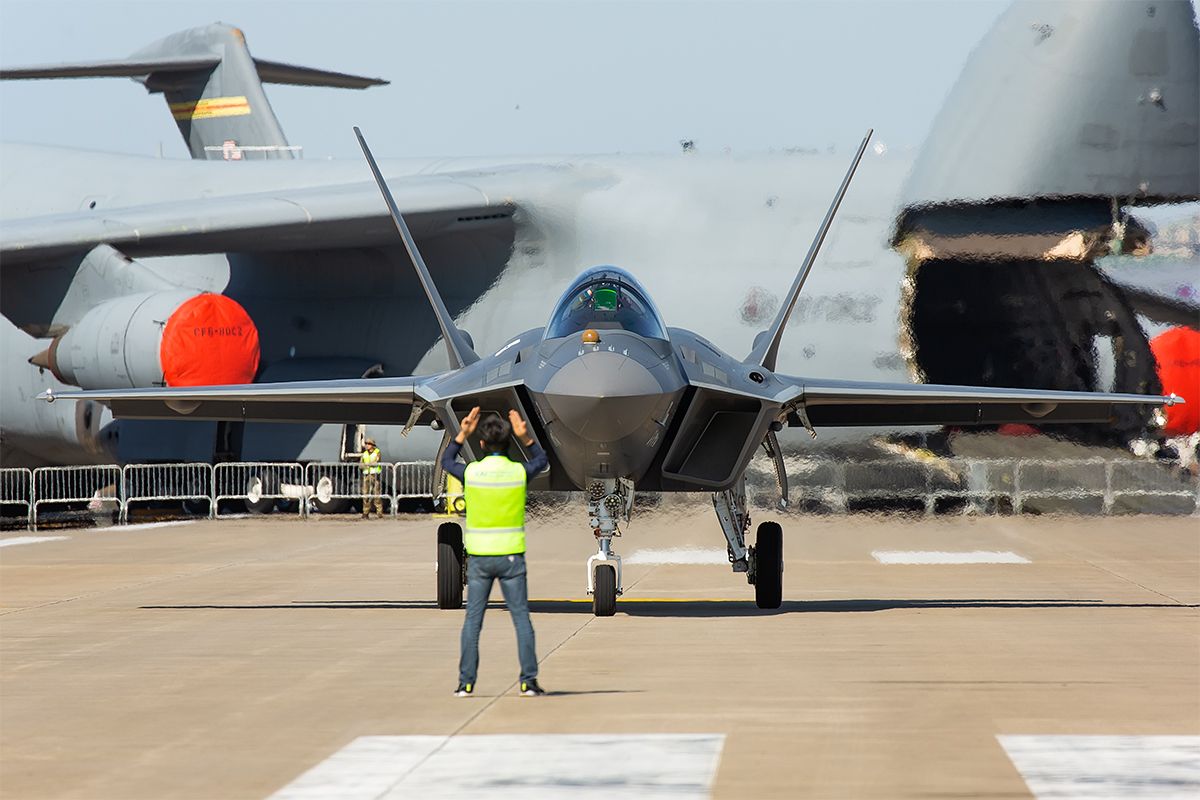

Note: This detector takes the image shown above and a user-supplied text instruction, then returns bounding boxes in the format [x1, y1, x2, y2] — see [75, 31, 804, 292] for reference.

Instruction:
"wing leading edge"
[779, 376, 1181, 428]
[46, 378, 423, 425]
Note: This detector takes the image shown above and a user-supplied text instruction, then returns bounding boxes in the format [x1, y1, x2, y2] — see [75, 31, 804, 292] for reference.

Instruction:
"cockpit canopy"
[544, 266, 667, 341]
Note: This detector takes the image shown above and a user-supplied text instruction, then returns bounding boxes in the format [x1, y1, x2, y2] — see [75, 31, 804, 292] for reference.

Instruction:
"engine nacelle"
[32, 291, 260, 389]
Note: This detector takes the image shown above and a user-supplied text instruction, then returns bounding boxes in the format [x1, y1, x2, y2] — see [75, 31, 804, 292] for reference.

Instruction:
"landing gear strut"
[713, 477, 784, 609]
[586, 478, 632, 616]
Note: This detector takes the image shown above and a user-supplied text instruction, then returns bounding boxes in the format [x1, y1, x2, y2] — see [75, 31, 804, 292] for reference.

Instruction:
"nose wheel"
[591, 562, 619, 616]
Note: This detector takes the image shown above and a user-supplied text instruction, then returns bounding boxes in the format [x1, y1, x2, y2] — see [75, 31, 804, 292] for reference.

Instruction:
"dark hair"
[478, 414, 511, 452]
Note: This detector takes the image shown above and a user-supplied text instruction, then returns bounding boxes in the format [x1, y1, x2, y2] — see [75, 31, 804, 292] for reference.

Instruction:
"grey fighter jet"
[47, 129, 1181, 616]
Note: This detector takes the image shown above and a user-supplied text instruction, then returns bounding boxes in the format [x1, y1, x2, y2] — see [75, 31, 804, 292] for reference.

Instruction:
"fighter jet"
[3, 0, 1198, 476]
[46, 129, 1181, 616]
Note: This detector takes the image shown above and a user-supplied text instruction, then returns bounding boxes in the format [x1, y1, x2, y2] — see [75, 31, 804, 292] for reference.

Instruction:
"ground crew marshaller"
[360, 437, 383, 518]
[440, 407, 549, 697]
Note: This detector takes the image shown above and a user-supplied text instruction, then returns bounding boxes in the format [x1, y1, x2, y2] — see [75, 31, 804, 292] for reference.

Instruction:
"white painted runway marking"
[999, 735, 1200, 799]
[872, 550, 1030, 565]
[93, 520, 196, 533]
[626, 547, 730, 565]
[269, 733, 725, 799]
[0, 536, 69, 548]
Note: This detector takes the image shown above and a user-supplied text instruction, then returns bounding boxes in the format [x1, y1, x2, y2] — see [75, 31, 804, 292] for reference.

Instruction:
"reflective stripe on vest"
[463, 455, 527, 555]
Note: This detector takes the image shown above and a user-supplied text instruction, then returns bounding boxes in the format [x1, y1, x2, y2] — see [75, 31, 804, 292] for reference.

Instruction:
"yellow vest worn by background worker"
[463, 454, 526, 555]
[361, 447, 382, 475]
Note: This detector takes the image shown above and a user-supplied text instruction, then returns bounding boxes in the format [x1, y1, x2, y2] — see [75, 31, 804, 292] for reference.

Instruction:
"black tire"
[244, 473, 276, 515]
[593, 564, 617, 617]
[312, 474, 351, 515]
[437, 522, 465, 609]
[754, 521, 783, 609]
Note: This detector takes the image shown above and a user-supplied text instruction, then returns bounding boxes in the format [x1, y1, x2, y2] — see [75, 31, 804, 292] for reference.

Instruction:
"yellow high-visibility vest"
[360, 447, 382, 475]
[463, 455, 526, 555]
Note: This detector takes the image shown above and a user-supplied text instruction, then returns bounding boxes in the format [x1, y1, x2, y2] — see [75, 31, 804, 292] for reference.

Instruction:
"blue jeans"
[459, 553, 538, 685]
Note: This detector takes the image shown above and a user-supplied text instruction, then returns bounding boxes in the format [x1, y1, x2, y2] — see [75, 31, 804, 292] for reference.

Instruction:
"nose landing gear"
[585, 479, 632, 616]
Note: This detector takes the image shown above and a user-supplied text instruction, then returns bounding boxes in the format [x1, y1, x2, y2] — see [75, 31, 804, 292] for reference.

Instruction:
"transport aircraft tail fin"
[0, 23, 387, 160]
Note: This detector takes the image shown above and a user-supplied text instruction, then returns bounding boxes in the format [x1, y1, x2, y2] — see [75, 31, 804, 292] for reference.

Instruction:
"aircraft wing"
[46, 377, 429, 425]
[0, 170, 529, 264]
[778, 376, 1180, 428]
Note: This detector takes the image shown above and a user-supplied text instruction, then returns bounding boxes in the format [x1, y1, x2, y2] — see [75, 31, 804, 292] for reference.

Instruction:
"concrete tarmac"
[1, 510, 1197, 798]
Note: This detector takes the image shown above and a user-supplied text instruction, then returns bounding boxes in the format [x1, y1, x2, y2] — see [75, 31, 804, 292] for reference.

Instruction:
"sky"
[0, 0, 1016, 161]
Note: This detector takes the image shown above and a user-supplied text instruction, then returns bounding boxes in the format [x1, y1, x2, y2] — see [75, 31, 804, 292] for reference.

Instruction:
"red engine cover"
[160, 294, 260, 387]
[1150, 326, 1200, 436]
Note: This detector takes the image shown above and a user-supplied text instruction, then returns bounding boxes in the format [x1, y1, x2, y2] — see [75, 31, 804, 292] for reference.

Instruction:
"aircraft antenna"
[746, 128, 873, 372]
[354, 126, 479, 369]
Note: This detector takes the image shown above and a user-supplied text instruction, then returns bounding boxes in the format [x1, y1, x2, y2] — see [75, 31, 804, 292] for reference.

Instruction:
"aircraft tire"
[754, 521, 783, 609]
[244, 472, 277, 515]
[312, 474, 351, 515]
[593, 564, 617, 617]
[437, 522, 465, 609]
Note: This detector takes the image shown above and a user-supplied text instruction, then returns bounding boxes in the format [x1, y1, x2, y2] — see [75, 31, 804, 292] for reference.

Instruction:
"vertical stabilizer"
[0, 23, 387, 161]
[131, 24, 296, 160]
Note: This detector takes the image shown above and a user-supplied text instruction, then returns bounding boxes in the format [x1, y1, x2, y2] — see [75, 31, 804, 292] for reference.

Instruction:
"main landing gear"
[585, 478, 633, 617]
[713, 476, 783, 609]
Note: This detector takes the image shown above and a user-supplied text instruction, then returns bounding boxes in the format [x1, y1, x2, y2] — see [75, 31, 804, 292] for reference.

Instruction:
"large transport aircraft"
[2, 0, 1198, 476]
[49, 129, 1182, 615]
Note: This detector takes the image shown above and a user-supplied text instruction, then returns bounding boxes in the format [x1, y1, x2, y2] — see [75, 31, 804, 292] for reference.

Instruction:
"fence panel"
[31, 465, 123, 528]
[212, 463, 305, 516]
[394, 462, 436, 499]
[0, 467, 34, 529]
[121, 463, 214, 522]
[1013, 459, 1109, 515]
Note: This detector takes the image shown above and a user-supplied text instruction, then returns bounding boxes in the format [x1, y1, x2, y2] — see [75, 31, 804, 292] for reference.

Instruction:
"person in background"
[441, 407, 549, 697]
[360, 437, 383, 518]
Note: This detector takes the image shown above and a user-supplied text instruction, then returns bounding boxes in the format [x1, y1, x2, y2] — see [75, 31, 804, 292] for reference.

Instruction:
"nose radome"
[542, 350, 663, 443]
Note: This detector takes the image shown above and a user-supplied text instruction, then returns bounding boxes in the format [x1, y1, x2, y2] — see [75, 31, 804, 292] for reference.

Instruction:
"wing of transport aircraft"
[0, 172, 521, 264]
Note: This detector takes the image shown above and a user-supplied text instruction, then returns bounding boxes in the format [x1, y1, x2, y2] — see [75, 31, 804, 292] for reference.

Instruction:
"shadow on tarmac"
[141, 598, 1198, 616]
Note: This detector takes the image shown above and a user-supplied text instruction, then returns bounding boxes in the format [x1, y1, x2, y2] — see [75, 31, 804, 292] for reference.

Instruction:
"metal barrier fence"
[31, 465, 123, 529]
[305, 462, 381, 516]
[121, 463, 214, 522]
[1, 468, 34, 528]
[213, 462, 306, 517]
[2, 458, 1196, 530]
[394, 461, 436, 499]
[756, 457, 1200, 516]
[301, 461, 436, 517]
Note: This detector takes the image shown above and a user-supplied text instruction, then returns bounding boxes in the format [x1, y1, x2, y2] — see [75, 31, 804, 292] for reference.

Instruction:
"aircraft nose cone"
[542, 350, 663, 443]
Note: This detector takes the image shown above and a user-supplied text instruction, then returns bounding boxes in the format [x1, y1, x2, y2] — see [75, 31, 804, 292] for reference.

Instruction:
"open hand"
[455, 407, 481, 443]
[508, 409, 532, 444]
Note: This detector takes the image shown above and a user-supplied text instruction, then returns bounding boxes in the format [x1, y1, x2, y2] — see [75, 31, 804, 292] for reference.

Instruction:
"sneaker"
[519, 679, 545, 697]
[454, 682, 474, 697]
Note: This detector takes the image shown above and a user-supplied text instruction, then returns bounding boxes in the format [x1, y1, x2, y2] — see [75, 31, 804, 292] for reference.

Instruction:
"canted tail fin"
[0, 23, 387, 160]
